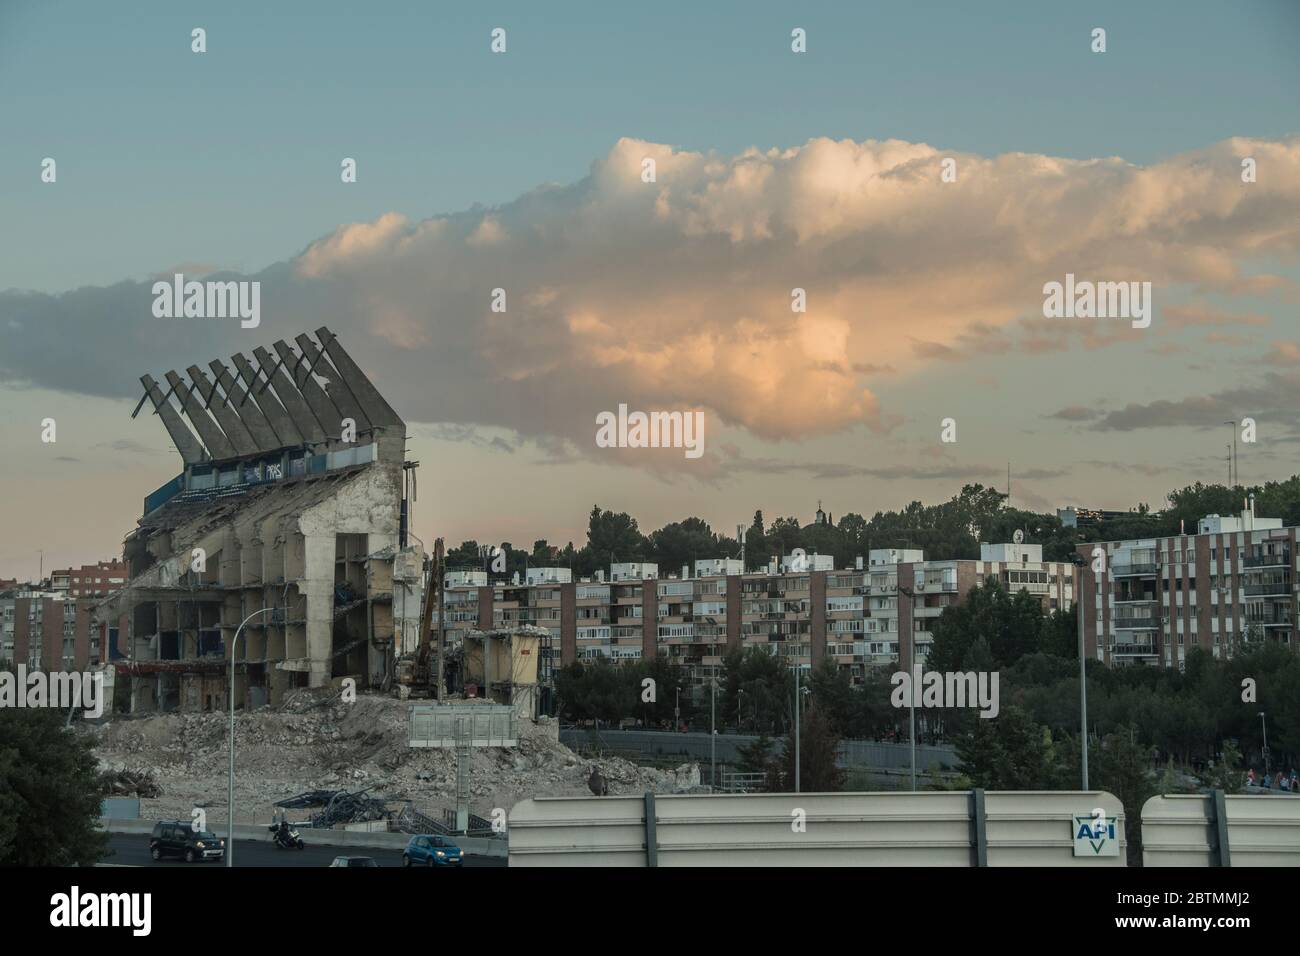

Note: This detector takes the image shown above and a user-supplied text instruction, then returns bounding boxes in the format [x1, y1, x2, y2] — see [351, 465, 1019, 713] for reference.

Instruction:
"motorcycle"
[269, 823, 305, 850]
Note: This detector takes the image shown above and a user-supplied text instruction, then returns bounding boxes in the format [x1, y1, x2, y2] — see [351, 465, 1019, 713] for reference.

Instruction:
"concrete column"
[273, 340, 344, 441]
[140, 374, 207, 464]
[164, 370, 236, 459]
[187, 366, 258, 457]
[231, 352, 306, 446]
[208, 360, 284, 453]
[294, 333, 371, 437]
[252, 346, 327, 444]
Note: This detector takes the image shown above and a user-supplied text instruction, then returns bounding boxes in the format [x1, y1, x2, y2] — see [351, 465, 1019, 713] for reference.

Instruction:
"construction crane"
[397, 537, 445, 697]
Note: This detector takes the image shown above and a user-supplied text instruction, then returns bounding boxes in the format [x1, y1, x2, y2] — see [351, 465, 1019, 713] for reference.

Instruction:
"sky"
[1, 0, 1298, 580]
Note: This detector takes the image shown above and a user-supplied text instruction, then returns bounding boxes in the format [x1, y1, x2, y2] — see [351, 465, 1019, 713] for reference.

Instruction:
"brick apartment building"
[0, 583, 127, 671]
[431, 541, 1074, 692]
[1077, 497, 1297, 668]
[50, 559, 127, 599]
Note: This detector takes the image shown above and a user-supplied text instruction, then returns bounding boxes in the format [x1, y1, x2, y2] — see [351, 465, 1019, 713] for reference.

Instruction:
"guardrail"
[508, 790, 1126, 867]
[1141, 792, 1300, 866]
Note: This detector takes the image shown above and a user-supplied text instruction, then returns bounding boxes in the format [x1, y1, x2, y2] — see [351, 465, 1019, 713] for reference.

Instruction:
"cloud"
[1263, 341, 1300, 366]
[1162, 303, 1270, 330]
[1, 134, 1298, 471]
[1091, 372, 1300, 433]
[1047, 405, 1102, 421]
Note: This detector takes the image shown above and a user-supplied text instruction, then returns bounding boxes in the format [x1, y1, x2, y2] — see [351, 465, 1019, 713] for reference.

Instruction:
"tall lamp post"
[897, 585, 917, 791]
[227, 606, 280, 867]
[710, 677, 717, 789]
[1261, 711, 1269, 777]
[1071, 554, 1090, 790]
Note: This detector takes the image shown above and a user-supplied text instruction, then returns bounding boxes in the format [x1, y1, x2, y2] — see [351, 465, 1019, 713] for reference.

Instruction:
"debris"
[100, 766, 162, 798]
[84, 692, 699, 826]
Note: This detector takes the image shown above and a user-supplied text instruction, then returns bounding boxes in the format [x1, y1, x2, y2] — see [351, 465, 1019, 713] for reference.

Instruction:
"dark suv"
[149, 821, 226, 863]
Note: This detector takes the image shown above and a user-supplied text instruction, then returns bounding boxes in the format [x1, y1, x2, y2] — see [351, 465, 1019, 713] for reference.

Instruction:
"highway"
[101, 833, 506, 868]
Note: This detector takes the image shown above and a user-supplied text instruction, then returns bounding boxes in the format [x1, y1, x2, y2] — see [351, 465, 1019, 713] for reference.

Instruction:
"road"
[102, 833, 505, 868]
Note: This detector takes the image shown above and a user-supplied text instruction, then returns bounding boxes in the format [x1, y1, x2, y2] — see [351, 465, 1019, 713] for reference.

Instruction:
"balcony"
[1111, 563, 1157, 577]
[1113, 643, 1158, 657]
[1113, 614, 1160, 630]
[1244, 582, 1291, 597]
[1244, 552, 1291, 569]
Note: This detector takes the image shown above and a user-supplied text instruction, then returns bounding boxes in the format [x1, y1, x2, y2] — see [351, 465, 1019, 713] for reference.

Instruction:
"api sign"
[1072, 814, 1120, 857]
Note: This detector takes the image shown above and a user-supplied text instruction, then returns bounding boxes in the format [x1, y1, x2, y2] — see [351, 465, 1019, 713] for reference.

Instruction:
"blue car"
[403, 835, 464, 867]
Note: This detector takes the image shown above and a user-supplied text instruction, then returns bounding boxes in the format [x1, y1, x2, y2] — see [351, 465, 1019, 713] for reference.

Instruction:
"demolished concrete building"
[97, 327, 423, 713]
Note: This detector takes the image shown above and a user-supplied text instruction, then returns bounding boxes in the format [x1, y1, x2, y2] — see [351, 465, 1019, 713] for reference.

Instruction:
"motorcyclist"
[277, 818, 291, 846]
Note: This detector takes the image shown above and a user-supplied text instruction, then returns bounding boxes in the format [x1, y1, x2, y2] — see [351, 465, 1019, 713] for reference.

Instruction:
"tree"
[953, 706, 1062, 790]
[721, 647, 793, 734]
[735, 734, 777, 791]
[445, 539, 483, 569]
[808, 658, 856, 737]
[1094, 725, 1157, 867]
[0, 709, 110, 866]
[648, 518, 720, 576]
[926, 579, 1047, 673]
[776, 704, 844, 792]
[585, 506, 648, 565]
[1198, 740, 1246, 795]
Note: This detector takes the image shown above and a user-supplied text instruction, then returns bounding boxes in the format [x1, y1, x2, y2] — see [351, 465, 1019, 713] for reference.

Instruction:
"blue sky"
[0, 0, 1298, 580]
[3, 0, 1298, 292]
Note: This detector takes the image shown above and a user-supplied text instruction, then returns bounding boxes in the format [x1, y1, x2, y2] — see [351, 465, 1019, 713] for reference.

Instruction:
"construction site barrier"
[507, 790, 1126, 867]
[1141, 792, 1300, 866]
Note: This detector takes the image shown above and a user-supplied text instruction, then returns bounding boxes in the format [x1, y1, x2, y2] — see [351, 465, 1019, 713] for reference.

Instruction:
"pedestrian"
[1247, 768, 1256, 787]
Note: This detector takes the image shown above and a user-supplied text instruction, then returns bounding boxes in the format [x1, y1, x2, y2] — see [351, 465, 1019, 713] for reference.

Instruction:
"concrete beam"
[252, 346, 327, 445]
[208, 360, 285, 454]
[294, 332, 371, 437]
[186, 366, 259, 458]
[231, 352, 305, 447]
[273, 339, 343, 440]
[164, 370, 237, 460]
[140, 374, 208, 465]
[316, 326, 404, 427]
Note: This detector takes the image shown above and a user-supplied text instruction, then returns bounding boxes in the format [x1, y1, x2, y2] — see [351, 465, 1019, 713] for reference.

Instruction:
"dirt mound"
[87, 691, 699, 827]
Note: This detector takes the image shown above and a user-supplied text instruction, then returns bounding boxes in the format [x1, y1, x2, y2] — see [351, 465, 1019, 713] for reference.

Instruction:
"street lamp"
[1070, 554, 1090, 790]
[737, 687, 745, 733]
[897, 585, 917, 791]
[1261, 711, 1269, 777]
[710, 677, 718, 789]
[227, 606, 280, 867]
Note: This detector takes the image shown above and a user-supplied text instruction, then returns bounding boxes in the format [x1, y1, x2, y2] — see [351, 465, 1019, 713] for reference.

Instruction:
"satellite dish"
[1013, 529, 1025, 544]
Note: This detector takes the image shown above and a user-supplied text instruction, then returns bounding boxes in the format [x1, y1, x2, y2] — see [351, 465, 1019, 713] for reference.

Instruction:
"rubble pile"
[85, 690, 699, 827]
[99, 766, 162, 798]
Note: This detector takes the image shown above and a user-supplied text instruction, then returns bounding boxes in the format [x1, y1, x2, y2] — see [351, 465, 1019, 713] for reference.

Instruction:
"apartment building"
[50, 559, 127, 599]
[1077, 498, 1296, 669]
[432, 541, 1073, 688]
[0, 586, 125, 671]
